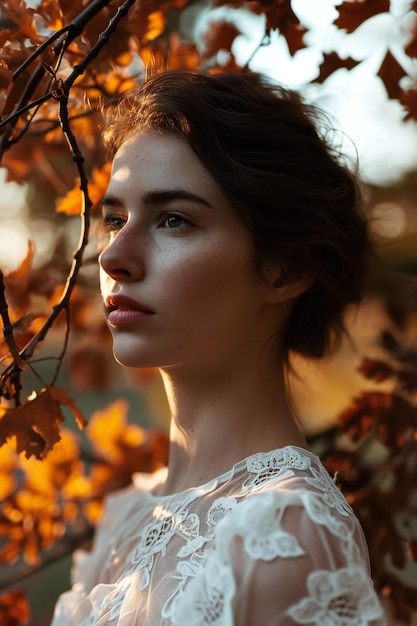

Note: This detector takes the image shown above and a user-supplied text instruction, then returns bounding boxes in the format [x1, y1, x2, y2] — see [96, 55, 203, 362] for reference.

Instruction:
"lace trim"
[287, 567, 385, 625]
[305, 465, 352, 517]
[242, 447, 311, 492]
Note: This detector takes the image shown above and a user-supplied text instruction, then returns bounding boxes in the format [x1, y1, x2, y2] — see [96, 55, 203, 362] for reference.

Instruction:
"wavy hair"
[103, 69, 370, 360]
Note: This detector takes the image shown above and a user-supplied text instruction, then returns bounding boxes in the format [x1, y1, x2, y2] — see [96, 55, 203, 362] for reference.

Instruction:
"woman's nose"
[98, 230, 145, 281]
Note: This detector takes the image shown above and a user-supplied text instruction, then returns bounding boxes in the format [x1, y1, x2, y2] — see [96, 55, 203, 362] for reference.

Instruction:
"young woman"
[52, 70, 386, 625]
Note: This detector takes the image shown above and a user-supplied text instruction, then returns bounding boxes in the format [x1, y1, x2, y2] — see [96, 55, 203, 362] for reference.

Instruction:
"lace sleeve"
[170, 487, 387, 626]
[50, 483, 141, 625]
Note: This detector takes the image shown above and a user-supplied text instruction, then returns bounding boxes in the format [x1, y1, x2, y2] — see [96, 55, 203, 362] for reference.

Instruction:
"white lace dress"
[51, 446, 386, 625]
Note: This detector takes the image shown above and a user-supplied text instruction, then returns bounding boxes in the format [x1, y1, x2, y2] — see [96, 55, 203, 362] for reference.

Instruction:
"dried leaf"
[37, 0, 64, 30]
[3, 0, 39, 41]
[405, 16, 417, 58]
[253, 0, 307, 55]
[334, 0, 390, 33]
[56, 162, 112, 215]
[357, 357, 395, 383]
[203, 20, 241, 58]
[377, 50, 407, 99]
[0, 386, 86, 459]
[316, 51, 360, 83]
[0, 590, 30, 626]
[143, 10, 165, 43]
[399, 86, 417, 121]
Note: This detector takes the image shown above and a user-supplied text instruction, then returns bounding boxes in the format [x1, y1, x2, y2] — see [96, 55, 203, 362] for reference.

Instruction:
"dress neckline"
[132, 444, 316, 501]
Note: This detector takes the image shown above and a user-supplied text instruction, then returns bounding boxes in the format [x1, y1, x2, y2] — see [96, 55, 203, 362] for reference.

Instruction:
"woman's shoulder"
[239, 446, 351, 509]
[214, 445, 366, 561]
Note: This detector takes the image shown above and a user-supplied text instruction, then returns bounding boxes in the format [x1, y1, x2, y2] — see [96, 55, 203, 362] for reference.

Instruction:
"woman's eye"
[158, 213, 190, 230]
[102, 214, 126, 232]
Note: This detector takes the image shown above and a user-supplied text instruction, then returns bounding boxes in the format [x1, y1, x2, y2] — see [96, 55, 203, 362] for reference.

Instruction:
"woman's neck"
[156, 357, 308, 496]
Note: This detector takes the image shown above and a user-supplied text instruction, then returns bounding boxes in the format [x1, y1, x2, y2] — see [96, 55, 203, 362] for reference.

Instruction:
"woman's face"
[99, 129, 278, 372]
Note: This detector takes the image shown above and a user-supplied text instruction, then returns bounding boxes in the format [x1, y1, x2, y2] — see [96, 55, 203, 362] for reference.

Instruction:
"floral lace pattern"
[51, 446, 386, 626]
[242, 446, 311, 492]
[287, 567, 384, 625]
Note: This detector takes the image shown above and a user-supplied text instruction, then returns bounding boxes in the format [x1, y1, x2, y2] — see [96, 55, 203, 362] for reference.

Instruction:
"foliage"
[0, 0, 417, 623]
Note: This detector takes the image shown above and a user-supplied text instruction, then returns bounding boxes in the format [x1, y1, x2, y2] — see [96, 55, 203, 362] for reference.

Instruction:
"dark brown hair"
[103, 69, 369, 360]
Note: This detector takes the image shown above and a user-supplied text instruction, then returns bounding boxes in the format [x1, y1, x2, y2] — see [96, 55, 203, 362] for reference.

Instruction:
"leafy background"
[0, 0, 417, 624]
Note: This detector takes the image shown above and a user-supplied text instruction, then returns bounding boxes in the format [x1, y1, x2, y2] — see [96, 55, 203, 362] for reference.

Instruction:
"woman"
[52, 70, 386, 625]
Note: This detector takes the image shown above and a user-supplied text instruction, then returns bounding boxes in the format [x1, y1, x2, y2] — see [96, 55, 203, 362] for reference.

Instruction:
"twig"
[0, 0, 114, 156]
[0, 525, 94, 591]
[0, 0, 136, 388]
[0, 272, 28, 372]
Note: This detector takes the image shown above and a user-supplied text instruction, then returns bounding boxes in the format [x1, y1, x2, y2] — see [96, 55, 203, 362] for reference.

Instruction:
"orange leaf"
[0, 590, 30, 626]
[399, 86, 417, 121]
[334, 0, 390, 33]
[87, 399, 145, 463]
[48, 386, 87, 430]
[251, 0, 307, 55]
[203, 20, 241, 58]
[357, 357, 395, 383]
[316, 51, 360, 84]
[377, 50, 407, 99]
[56, 162, 112, 215]
[143, 10, 165, 43]
[0, 387, 86, 459]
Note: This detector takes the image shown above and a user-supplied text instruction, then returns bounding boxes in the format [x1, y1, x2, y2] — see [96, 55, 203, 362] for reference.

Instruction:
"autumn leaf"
[377, 50, 407, 99]
[3, 243, 35, 315]
[56, 162, 112, 215]
[334, 0, 390, 33]
[0, 590, 30, 626]
[87, 399, 146, 464]
[357, 357, 395, 383]
[404, 16, 417, 58]
[251, 0, 307, 55]
[315, 51, 360, 83]
[0, 60, 13, 116]
[2, 0, 39, 42]
[203, 20, 242, 58]
[167, 35, 201, 70]
[399, 86, 417, 121]
[0, 441, 18, 500]
[143, 10, 165, 43]
[0, 386, 86, 459]
[36, 0, 64, 30]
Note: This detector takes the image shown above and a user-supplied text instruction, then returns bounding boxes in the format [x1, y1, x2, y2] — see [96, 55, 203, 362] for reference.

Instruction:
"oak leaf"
[36, 0, 64, 30]
[2, 0, 39, 42]
[56, 162, 112, 215]
[0, 590, 30, 626]
[0, 386, 86, 459]
[405, 17, 417, 58]
[399, 86, 417, 121]
[357, 357, 395, 383]
[334, 0, 390, 33]
[0, 60, 13, 117]
[316, 51, 360, 84]
[203, 20, 241, 58]
[377, 50, 407, 99]
[0, 442, 18, 500]
[250, 0, 307, 55]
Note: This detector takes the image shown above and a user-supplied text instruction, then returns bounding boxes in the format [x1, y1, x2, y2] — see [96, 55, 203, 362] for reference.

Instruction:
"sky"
[194, 0, 417, 186]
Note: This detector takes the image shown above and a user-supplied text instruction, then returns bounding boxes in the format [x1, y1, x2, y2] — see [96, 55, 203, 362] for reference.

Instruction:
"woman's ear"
[263, 265, 315, 304]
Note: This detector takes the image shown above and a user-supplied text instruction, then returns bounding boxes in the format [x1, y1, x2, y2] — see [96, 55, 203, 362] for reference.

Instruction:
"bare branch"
[0, 272, 28, 372]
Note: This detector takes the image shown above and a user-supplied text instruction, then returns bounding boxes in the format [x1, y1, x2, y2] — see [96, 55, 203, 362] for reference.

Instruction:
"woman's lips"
[105, 295, 154, 327]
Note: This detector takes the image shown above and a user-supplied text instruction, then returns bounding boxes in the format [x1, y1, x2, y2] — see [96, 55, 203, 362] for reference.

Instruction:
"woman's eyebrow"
[102, 193, 125, 209]
[102, 189, 213, 210]
[142, 189, 213, 208]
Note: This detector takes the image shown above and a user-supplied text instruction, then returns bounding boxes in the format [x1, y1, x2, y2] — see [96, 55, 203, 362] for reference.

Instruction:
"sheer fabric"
[51, 446, 386, 625]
